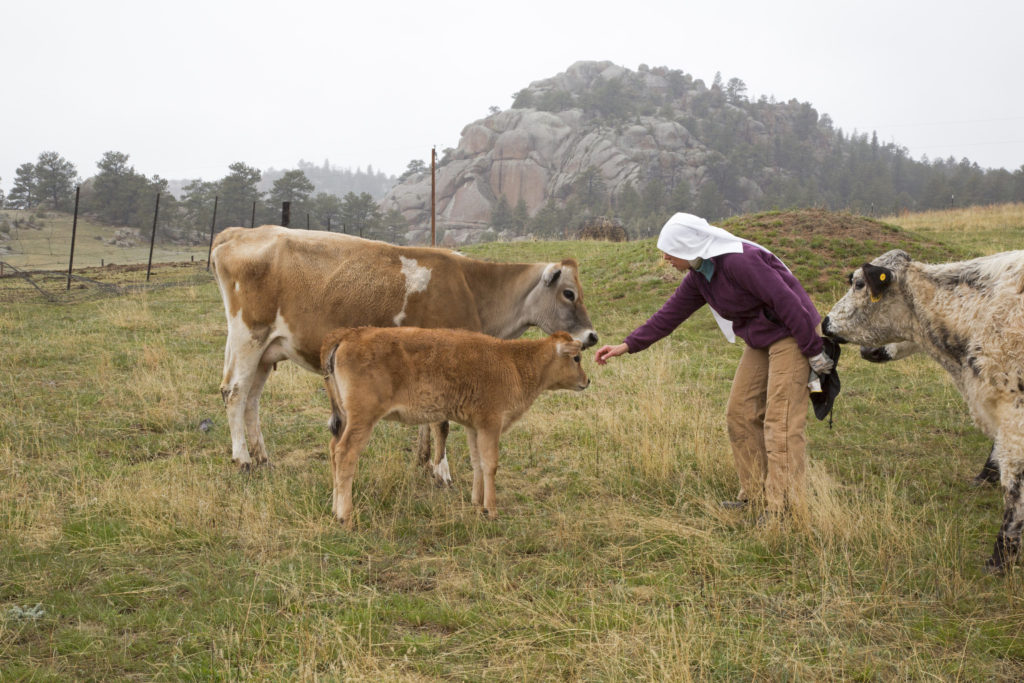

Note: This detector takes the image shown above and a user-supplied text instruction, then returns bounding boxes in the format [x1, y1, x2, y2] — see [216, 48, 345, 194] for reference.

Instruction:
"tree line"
[2, 151, 408, 244]
[508, 64, 1024, 233]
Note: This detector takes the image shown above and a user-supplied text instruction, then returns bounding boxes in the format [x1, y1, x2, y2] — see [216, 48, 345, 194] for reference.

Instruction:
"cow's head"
[543, 331, 590, 392]
[526, 260, 599, 348]
[823, 249, 912, 347]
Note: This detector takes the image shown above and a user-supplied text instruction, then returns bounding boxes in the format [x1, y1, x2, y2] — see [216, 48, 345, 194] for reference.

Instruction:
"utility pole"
[431, 146, 437, 246]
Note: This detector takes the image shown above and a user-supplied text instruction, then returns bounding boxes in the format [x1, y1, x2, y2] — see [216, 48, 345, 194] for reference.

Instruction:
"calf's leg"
[465, 427, 483, 509]
[330, 420, 375, 526]
[476, 427, 501, 518]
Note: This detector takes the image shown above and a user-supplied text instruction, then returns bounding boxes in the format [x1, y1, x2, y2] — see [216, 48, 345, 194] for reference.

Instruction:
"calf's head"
[543, 332, 590, 392]
[823, 249, 912, 347]
[526, 260, 599, 349]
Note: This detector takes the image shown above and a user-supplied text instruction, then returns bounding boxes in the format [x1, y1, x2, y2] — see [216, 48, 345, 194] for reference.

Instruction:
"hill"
[384, 61, 1024, 244]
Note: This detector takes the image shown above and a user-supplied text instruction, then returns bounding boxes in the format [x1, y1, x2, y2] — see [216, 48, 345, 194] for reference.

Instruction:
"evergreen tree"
[33, 151, 78, 211]
[217, 162, 263, 229]
[269, 169, 315, 205]
[180, 179, 218, 234]
[574, 166, 607, 213]
[312, 192, 344, 231]
[512, 198, 529, 235]
[7, 163, 36, 209]
[340, 191, 382, 238]
[89, 151, 152, 226]
[490, 196, 512, 231]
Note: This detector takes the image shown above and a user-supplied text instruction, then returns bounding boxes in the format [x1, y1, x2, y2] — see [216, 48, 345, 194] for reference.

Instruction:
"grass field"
[2, 206, 1023, 679]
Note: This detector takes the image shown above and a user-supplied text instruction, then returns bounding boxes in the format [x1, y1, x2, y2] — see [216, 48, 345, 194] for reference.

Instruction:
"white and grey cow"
[860, 340, 1000, 486]
[823, 248, 1024, 572]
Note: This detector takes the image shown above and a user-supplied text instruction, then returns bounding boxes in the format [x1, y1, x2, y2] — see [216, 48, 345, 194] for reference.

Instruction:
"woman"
[594, 213, 833, 523]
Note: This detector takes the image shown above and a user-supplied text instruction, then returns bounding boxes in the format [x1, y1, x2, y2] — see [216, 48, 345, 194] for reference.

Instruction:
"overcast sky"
[3, 0, 1022, 192]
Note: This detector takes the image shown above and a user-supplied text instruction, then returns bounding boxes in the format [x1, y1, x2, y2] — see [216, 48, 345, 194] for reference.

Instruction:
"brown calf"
[320, 327, 589, 525]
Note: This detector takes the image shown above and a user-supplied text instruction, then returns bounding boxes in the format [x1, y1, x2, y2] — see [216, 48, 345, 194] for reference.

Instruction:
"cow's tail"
[323, 342, 344, 437]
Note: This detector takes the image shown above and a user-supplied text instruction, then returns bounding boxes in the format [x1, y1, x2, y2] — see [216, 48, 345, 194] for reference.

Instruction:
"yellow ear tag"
[879, 273, 886, 281]
[870, 294, 881, 303]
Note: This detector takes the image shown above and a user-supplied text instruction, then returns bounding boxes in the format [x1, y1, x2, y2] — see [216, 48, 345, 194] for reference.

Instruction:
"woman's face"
[662, 252, 691, 272]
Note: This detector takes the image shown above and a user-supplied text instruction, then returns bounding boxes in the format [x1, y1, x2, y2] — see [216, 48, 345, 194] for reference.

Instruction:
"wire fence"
[1, 192, 291, 302]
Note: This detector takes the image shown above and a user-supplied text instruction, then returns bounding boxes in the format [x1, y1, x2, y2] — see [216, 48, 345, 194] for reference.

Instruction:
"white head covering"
[656, 213, 787, 343]
[656, 212, 746, 260]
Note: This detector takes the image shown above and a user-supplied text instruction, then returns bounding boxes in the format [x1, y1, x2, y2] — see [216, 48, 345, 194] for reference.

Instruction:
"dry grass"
[881, 202, 1024, 255]
[3, 205, 1024, 678]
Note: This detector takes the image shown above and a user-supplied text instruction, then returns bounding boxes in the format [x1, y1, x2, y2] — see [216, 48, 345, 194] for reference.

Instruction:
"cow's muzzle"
[821, 316, 848, 344]
[579, 330, 599, 349]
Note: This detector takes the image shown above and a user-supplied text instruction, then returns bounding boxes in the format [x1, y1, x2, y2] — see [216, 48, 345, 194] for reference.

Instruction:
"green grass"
[3, 207, 1024, 679]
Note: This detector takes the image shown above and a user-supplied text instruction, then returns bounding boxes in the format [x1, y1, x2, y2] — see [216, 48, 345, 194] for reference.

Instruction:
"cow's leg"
[476, 427, 501, 519]
[417, 422, 451, 472]
[972, 444, 1000, 486]
[430, 421, 452, 486]
[465, 427, 483, 509]
[987, 435, 1024, 572]
[220, 338, 262, 470]
[416, 425, 431, 465]
[330, 419, 375, 526]
[242, 360, 273, 467]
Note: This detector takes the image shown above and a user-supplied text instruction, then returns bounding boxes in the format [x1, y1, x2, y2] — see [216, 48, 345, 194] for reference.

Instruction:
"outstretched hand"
[594, 343, 628, 365]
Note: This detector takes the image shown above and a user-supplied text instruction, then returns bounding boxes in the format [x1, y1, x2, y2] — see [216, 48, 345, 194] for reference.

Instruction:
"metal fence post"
[206, 195, 219, 271]
[281, 202, 290, 227]
[146, 192, 160, 282]
[66, 185, 80, 290]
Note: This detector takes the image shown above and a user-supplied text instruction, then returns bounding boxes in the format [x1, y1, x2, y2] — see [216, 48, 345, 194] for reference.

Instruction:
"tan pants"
[725, 336, 810, 513]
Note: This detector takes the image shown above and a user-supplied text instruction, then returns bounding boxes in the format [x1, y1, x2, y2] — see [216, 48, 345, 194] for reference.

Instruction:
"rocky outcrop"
[382, 60, 826, 244]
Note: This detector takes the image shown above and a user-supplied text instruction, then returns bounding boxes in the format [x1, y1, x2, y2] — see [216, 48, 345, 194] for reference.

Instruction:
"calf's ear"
[557, 340, 583, 356]
[862, 263, 894, 302]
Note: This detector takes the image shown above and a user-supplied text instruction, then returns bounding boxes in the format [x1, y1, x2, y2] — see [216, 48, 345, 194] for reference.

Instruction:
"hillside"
[384, 61, 1024, 244]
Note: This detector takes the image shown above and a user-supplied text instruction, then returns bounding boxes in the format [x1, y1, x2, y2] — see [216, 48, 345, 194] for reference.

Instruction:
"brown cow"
[211, 226, 597, 477]
[320, 327, 589, 525]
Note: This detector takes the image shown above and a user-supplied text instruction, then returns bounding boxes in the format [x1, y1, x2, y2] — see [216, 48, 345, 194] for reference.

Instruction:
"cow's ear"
[542, 263, 562, 286]
[862, 263, 894, 302]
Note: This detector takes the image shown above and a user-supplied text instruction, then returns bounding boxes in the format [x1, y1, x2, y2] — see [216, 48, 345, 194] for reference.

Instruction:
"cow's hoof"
[984, 558, 1007, 575]
[234, 460, 252, 473]
[970, 475, 996, 487]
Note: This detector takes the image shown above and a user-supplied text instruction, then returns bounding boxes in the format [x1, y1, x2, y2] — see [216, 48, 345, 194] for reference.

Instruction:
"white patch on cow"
[393, 256, 432, 326]
[234, 281, 240, 293]
[433, 451, 452, 485]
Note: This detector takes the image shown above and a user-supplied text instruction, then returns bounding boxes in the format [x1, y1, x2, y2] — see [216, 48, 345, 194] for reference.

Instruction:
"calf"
[320, 327, 589, 525]
[823, 248, 1024, 571]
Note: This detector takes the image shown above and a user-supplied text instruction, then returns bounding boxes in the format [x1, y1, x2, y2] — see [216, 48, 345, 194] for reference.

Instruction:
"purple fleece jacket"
[624, 243, 823, 356]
